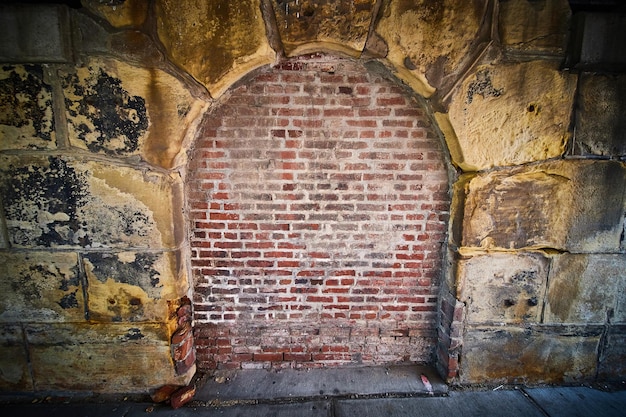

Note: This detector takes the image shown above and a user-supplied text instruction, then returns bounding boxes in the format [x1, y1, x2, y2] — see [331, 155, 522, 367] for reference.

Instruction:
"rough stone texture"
[0, 252, 83, 323]
[61, 58, 206, 169]
[461, 160, 626, 253]
[72, 9, 110, 55]
[446, 60, 577, 171]
[598, 326, 626, 381]
[498, 0, 571, 56]
[271, 0, 377, 57]
[80, 0, 148, 28]
[373, 0, 490, 98]
[0, 325, 31, 391]
[461, 325, 601, 384]
[83, 250, 188, 323]
[109, 30, 165, 68]
[0, 4, 71, 63]
[615, 264, 626, 323]
[0, 208, 8, 249]
[545, 254, 626, 325]
[155, 0, 276, 98]
[0, 65, 56, 151]
[569, 13, 626, 71]
[457, 252, 549, 324]
[25, 323, 189, 392]
[0, 155, 183, 250]
[71, 10, 166, 69]
[573, 73, 626, 157]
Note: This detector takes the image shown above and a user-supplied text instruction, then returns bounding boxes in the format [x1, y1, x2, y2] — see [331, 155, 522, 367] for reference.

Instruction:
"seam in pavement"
[189, 391, 447, 409]
[520, 387, 551, 417]
[330, 397, 337, 417]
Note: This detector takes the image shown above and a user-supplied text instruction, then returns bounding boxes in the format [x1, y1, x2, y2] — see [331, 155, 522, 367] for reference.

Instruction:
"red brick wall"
[187, 54, 450, 370]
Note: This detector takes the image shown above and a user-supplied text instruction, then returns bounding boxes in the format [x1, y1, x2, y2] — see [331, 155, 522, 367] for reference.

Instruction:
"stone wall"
[0, 3, 206, 393]
[0, 0, 624, 393]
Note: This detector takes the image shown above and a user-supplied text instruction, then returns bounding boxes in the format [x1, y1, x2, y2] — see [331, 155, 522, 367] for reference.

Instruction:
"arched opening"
[186, 53, 452, 371]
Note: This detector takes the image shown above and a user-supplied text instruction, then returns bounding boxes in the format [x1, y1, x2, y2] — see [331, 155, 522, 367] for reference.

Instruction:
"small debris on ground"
[421, 374, 434, 396]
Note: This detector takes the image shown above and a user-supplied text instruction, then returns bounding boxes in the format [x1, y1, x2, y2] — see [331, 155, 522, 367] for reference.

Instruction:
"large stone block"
[545, 254, 626, 325]
[60, 58, 206, 169]
[446, 61, 577, 171]
[25, 323, 188, 392]
[83, 250, 188, 323]
[0, 4, 71, 63]
[498, 0, 571, 56]
[271, 0, 377, 57]
[155, 0, 275, 98]
[461, 325, 601, 384]
[373, 0, 491, 97]
[573, 73, 626, 157]
[457, 252, 549, 324]
[0, 252, 84, 323]
[0, 65, 56, 151]
[0, 155, 183, 249]
[461, 160, 626, 253]
[0, 325, 31, 391]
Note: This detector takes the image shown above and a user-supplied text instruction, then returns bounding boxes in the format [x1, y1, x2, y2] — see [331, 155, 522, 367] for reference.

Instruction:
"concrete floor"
[2, 365, 626, 416]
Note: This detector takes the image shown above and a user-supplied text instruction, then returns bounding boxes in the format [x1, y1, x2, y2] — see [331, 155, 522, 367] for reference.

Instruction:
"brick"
[174, 349, 196, 375]
[151, 385, 179, 403]
[172, 337, 193, 361]
[170, 384, 196, 410]
[253, 352, 283, 362]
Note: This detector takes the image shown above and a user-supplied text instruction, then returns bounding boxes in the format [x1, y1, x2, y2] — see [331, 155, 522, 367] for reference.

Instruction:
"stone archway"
[186, 53, 451, 371]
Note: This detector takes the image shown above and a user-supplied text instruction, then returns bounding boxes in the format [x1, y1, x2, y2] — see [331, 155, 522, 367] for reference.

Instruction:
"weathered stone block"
[374, 0, 490, 97]
[0, 210, 8, 249]
[545, 254, 626, 324]
[83, 250, 188, 323]
[155, 0, 275, 97]
[0, 325, 31, 391]
[0, 65, 56, 150]
[0, 4, 71, 63]
[271, 0, 377, 57]
[461, 160, 626, 252]
[60, 58, 206, 169]
[80, 0, 148, 28]
[0, 252, 84, 323]
[598, 325, 626, 381]
[26, 323, 189, 392]
[0, 155, 183, 249]
[498, 0, 571, 56]
[573, 73, 626, 157]
[447, 61, 577, 170]
[457, 252, 549, 324]
[568, 12, 626, 71]
[72, 9, 109, 55]
[461, 325, 601, 384]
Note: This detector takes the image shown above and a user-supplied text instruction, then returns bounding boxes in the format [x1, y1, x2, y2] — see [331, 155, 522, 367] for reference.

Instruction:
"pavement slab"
[0, 401, 332, 417]
[524, 387, 626, 417]
[335, 389, 546, 417]
[195, 365, 446, 403]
